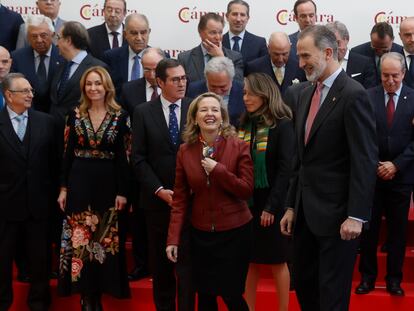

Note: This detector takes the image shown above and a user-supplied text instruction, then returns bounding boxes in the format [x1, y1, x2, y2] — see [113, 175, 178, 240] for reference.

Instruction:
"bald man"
[245, 31, 306, 95]
[400, 17, 414, 88]
[0, 46, 12, 109]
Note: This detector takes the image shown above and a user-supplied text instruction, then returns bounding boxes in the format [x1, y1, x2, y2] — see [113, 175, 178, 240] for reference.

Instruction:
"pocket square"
[351, 73, 362, 78]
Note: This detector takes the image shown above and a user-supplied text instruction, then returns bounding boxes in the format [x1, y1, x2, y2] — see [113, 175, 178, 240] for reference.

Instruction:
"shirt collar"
[71, 50, 88, 65]
[160, 94, 181, 108]
[320, 66, 342, 89]
[128, 46, 144, 60]
[200, 44, 209, 56]
[7, 105, 28, 119]
[383, 84, 403, 97]
[105, 23, 123, 35]
[34, 45, 52, 58]
[343, 49, 350, 61]
[229, 30, 246, 41]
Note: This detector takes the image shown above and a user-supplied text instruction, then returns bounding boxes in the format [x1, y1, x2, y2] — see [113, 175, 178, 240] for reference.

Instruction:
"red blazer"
[167, 136, 254, 245]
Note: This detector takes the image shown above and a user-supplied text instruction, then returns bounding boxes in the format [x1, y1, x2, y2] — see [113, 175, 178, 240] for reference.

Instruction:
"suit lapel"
[28, 110, 41, 159]
[374, 87, 387, 132]
[0, 108, 26, 158]
[150, 99, 172, 145]
[60, 54, 92, 98]
[191, 46, 206, 80]
[391, 86, 410, 130]
[222, 33, 231, 50]
[121, 46, 130, 82]
[296, 83, 314, 154]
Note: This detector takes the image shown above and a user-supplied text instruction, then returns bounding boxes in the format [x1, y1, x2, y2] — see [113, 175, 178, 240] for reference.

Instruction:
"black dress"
[58, 107, 131, 298]
[249, 119, 294, 264]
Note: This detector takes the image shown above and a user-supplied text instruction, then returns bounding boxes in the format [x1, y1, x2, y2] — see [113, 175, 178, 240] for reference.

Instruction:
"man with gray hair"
[187, 56, 245, 127]
[11, 15, 62, 112]
[356, 52, 414, 297]
[326, 21, 376, 89]
[280, 25, 377, 311]
[0, 46, 12, 109]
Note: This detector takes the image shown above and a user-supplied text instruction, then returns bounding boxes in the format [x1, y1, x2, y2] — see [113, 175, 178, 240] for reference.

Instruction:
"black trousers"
[293, 207, 358, 311]
[145, 209, 194, 311]
[130, 207, 148, 272]
[359, 184, 411, 284]
[0, 219, 50, 311]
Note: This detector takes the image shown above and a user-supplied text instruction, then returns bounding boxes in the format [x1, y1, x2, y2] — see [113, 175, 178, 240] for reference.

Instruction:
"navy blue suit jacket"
[186, 79, 245, 127]
[288, 31, 300, 60]
[245, 54, 306, 95]
[119, 77, 147, 123]
[346, 51, 376, 89]
[350, 42, 404, 85]
[403, 55, 414, 89]
[11, 45, 63, 112]
[369, 85, 414, 185]
[0, 5, 24, 51]
[103, 45, 130, 97]
[87, 23, 127, 61]
[222, 31, 267, 65]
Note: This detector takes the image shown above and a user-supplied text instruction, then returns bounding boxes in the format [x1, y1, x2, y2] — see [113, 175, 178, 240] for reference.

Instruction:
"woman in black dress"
[239, 73, 294, 311]
[57, 66, 130, 310]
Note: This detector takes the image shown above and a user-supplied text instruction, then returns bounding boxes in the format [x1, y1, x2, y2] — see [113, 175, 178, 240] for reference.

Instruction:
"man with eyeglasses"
[88, 0, 127, 61]
[0, 72, 57, 311]
[0, 46, 12, 110]
[16, 0, 66, 49]
[133, 58, 194, 311]
[11, 15, 62, 113]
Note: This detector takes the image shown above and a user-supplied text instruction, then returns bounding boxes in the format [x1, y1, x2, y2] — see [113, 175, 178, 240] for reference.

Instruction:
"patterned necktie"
[274, 67, 284, 85]
[151, 85, 158, 101]
[304, 82, 324, 144]
[131, 54, 141, 80]
[409, 55, 414, 80]
[15, 114, 27, 141]
[386, 92, 396, 128]
[232, 36, 241, 52]
[111, 31, 119, 48]
[168, 104, 179, 145]
[58, 60, 74, 99]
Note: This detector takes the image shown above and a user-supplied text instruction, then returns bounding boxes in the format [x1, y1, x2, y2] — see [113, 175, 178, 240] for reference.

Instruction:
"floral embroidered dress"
[58, 107, 131, 298]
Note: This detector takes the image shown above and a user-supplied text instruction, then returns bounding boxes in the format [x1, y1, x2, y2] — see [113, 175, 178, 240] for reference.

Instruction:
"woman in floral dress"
[57, 66, 131, 310]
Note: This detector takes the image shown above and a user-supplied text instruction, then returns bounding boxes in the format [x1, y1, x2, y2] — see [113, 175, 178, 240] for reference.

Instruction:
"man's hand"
[280, 208, 295, 236]
[377, 161, 397, 180]
[340, 218, 363, 240]
[157, 189, 174, 206]
[166, 245, 178, 263]
[201, 39, 224, 57]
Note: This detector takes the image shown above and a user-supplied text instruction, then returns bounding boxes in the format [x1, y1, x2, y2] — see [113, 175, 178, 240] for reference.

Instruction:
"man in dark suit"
[399, 17, 414, 89]
[222, 0, 267, 65]
[16, 0, 66, 49]
[132, 59, 194, 311]
[326, 21, 376, 89]
[87, 0, 127, 61]
[178, 12, 244, 83]
[356, 52, 414, 297]
[0, 72, 56, 311]
[187, 56, 244, 127]
[0, 46, 12, 109]
[351, 22, 404, 85]
[11, 15, 62, 113]
[280, 25, 378, 311]
[246, 32, 306, 96]
[0, 3, 24, 51]
[289, 0, 317, 60]
[49, 21, 106, 128]
[103, 13, 151, 97]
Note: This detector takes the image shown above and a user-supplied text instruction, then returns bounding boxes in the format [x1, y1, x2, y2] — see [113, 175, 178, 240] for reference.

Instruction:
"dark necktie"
[232, 36, 241, 52]
[150, 85, 158, 101]
[111, 31, 119, 48]
[131, 54, 141, 80]
[386, 92, 396, 128]
[169, 104, 179, 145]
[0, 92, 4, 109]
[37, 54, 47, 94]
[58, 60, 74, 99]
[409, 55, 414, 79]
[305, 82, 324, 144]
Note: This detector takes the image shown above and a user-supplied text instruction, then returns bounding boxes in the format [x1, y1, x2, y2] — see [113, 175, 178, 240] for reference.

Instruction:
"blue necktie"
[131, 54, 141, 80]
[0, 92, 4, 109]
[15, 114, 27, 141]
[168, 104, 179, 145]
[58, 60, 74, 99]
[232, 36, 241, 52]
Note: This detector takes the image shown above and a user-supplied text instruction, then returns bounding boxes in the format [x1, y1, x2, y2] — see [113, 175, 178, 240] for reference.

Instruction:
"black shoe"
[128, 267, 150, 281]
[81, 295, 94, 311]
[17, 273, 30, 283]
[355, 281, 375, 294]
[386, 282, 405, 296]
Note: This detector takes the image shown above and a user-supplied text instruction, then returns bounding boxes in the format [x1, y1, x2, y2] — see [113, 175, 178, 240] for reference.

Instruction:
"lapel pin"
[404, 96, 407, 100]
[333, 97, 336, 102]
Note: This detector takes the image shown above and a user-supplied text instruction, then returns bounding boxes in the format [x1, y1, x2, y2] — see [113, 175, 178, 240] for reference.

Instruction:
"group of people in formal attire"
[1, 0, 414, 311]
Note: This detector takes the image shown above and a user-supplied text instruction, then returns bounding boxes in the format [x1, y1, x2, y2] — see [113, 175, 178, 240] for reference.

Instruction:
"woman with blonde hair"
[239, 73, 294, 311]
[57, 66, 131, 310]
[166, 92, 254, 311]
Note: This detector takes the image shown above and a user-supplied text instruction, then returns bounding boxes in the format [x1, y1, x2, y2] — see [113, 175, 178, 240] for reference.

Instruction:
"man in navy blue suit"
[399, 17, 414, 89]
[0, 2, 24, 51]
[351, 22, 404, 85]
[222, 0, 267, 66]
[11, 15, 62, 112]
[88, 0, 127, 61]
[103, 13, 151, 97]
[289, 0, 317, 60]
[356, 52, 414, 297]
[326, 21, 376, 89]
[187, 56, 245, 127]
[0, 46, 12, 109]
[245, 32, 306, 96]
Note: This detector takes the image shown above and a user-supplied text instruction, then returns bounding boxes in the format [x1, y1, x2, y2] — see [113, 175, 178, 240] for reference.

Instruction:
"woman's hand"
[260, 210, 275, 227]
[57, 188, 67, 212]
[115, 195, 127, 210]
[166, 245, 178, 263]
[201, 157, 217, 174]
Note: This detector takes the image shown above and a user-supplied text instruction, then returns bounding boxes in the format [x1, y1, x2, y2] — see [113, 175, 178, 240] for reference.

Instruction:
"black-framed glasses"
[169, 75, 187, 85]
[8, 88, 35, 95]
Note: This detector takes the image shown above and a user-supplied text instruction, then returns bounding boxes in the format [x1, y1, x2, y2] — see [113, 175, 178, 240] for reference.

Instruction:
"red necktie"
[386, 92, 395, 128]
[151, 85, 158, 101]
[304, 82, 324, 144]
[111, 31, 119, 48]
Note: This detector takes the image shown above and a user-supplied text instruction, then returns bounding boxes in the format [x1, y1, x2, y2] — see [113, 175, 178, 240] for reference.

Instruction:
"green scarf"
[238, 117, 269, 189]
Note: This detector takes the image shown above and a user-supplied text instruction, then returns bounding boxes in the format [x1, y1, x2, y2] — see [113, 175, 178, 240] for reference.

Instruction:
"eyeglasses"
[169, 75, 187, 85]
[8, 88, 35, 95]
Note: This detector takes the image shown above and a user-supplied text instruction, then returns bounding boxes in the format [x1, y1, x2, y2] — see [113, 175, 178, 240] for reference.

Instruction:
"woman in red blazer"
[166, 92, 254, 311]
